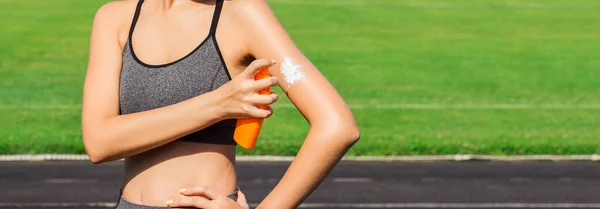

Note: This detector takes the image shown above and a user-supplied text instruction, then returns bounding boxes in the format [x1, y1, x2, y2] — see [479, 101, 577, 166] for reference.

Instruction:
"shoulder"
[224, 0, 276, 22]
[90, 0, 140, 46]
[94, 1, 137, 19]
[227, 0, 270, 9]
[222, 0, 286, 37]
[92, 0, 138, 29]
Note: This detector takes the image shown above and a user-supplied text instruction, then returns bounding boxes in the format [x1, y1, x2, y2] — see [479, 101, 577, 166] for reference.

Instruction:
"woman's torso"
[111, 0, 250, 206]
[122, 142, 237, 206]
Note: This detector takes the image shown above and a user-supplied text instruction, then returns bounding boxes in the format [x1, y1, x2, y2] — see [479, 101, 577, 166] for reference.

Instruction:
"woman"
[81, 0, 360, 208]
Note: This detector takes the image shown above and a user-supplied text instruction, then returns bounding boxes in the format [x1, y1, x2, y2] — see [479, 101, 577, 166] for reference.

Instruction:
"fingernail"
[165, 200, 173, 205]
[271, 59, 278, 65]
[179, 188, 186, 193]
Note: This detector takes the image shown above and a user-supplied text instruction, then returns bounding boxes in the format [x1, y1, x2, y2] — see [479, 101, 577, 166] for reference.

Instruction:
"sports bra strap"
[128, 0, 145, 40]
[209, 0, 224, 36]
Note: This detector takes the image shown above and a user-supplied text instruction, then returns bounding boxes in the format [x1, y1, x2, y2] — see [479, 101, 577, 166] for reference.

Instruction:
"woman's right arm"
[81, 3, 279, 164]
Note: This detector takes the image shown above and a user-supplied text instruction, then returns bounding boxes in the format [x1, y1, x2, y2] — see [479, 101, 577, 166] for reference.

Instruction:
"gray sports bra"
[118, 0, 237, 145]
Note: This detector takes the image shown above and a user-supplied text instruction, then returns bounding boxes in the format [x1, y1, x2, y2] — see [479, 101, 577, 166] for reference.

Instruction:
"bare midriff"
[120, 141, 237, 206]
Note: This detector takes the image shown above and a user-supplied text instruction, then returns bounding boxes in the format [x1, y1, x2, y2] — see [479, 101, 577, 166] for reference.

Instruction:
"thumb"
[236, 189, 249, 209]
[241, 59, 276, 78]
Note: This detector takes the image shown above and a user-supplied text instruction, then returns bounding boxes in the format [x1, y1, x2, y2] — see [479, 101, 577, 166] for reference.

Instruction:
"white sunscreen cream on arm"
[280, 57, 305, 88]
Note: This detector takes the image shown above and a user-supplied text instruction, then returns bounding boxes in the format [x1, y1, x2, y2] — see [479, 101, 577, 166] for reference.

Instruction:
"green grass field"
[1, 0, 599, 155]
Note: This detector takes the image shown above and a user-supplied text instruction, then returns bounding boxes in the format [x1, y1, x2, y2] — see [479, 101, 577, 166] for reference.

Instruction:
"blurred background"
[1, 0, 599, 209]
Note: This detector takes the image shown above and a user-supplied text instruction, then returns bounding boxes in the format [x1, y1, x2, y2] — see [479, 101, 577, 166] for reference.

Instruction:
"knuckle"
[241, 105, 250, 113]
[238, 81, 250, 90]
[251, 110, 262, 118]
[241, 95, 251, 103]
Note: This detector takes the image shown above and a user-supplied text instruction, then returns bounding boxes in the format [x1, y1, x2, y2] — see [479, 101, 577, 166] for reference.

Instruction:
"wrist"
[195, 90, 226, 123]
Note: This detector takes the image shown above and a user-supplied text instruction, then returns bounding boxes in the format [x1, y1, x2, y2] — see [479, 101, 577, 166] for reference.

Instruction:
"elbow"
[87, 151, 109, 165]
[320, 120, 360, 147]
[81, 118, 121, 164]
[82, 133, 113, 164]
[83, 140, 108, 164]
[343, 123, 360, 146]
[88, 154, 106, 165]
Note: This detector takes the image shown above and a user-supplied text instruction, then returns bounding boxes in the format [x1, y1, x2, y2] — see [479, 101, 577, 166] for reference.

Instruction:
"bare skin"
[81, 0, 360, 209]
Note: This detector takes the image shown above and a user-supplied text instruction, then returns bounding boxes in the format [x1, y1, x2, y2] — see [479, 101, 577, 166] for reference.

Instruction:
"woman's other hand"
[166, 186, 249, 209]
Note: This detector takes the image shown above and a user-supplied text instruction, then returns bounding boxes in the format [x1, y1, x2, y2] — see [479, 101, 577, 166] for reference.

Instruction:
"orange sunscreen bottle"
[233, 66, 272, 149]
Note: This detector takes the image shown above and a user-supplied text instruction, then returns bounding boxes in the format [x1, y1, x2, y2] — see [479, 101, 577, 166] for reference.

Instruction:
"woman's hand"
[166, 186, 249, 209]
[214, 59, 280, 120]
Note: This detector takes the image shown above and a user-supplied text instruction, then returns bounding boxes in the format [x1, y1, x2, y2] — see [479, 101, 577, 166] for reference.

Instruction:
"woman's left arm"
[233, 1, 361, 208]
